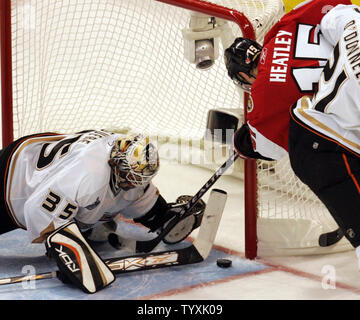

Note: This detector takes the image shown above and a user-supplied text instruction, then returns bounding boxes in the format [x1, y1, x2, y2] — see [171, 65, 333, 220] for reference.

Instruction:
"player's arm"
[123, 184, 204, 244]
[86, 184, 206, 247]
[84, 190, 174, 242]
[320, 4, 360, 46]
[234, 124, 274, 161]
[131, 192, 205, 244]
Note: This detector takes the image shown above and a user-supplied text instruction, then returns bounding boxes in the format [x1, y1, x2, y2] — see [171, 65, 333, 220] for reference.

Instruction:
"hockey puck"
[216, 258, 232, 268]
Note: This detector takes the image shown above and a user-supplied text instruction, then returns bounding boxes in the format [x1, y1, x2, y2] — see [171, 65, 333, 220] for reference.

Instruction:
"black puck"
[216, 258, 232, 268]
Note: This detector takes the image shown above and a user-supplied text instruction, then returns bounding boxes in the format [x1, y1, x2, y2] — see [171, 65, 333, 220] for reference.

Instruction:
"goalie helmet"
[224, 37, 262, 92]
[108, 134, 159, 192]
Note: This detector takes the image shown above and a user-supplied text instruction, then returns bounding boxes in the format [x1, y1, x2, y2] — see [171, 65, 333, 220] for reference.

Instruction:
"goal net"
[1, 0, 352, 257]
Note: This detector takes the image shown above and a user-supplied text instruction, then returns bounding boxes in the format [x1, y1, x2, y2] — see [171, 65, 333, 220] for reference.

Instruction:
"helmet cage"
[109, 135, 159, 191]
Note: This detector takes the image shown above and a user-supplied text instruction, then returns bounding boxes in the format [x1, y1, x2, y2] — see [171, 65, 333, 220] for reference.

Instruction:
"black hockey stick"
[134, 151, 239, 253]
[318, 227, 344, 247]
[0, 189, 227, 287]
[0, 245, 206, 286]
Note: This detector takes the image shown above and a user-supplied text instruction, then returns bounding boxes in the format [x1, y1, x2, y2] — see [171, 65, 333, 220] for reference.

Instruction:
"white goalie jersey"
[5, 130, 159, 243]
[292, 5, 360, 155]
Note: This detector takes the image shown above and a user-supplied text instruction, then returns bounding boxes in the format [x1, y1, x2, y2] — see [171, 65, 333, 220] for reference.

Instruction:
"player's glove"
[108, 195, 206, 249]
[233, 124, 274, 161]
[161, 195, 206, 244]
[45, 221, 115, 293]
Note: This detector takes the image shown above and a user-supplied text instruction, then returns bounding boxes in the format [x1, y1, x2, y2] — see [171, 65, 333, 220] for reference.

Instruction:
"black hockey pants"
[0, 133, 56, 235]
[289, 115, 360, 248]
[0, 141, 20, 235]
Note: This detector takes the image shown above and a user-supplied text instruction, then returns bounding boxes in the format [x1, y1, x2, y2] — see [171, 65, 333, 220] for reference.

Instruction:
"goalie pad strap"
[46, 221, 115, 294]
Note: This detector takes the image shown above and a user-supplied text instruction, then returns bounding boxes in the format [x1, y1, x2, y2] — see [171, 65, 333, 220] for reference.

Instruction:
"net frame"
[2, 0, 346, 259]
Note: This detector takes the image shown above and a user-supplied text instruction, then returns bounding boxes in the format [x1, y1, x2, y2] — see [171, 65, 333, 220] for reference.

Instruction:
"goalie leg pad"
[46, 221, 115, 294]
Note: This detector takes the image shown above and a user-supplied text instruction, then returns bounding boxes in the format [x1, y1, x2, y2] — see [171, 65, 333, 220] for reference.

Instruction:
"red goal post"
[2, 0, 344, 259]
[0, 0, 263, 259]
[155, 0, 257, 260]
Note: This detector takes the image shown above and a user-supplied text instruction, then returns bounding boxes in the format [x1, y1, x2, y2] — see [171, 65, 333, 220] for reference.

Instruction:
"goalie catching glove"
[160, 195, 206, 244]
[108, 195, 206, 250]
[45, 221, 115, 294]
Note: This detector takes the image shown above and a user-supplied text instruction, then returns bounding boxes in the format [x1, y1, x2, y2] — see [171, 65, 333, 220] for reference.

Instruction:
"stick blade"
[193, 188, 227, 259]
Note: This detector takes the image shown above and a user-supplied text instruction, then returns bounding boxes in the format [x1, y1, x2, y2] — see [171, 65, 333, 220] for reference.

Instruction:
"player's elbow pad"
[233, 124, 274, 161]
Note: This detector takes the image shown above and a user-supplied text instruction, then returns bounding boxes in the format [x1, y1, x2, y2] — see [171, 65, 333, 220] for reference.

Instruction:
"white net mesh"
[7, 0, 350, 256]
[10, 0, 282, 139]
[256, 158, 352, 256]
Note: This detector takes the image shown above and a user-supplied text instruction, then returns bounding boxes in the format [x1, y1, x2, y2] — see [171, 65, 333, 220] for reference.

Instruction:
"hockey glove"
[233, 124, 274, 161]
[45, 221, 115, 294]
[162, 195, 206, 244]
[108, 195, 206, 249]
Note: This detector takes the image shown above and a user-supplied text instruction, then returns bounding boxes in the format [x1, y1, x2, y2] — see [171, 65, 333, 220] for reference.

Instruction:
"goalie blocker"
[46, 221, 115, 294]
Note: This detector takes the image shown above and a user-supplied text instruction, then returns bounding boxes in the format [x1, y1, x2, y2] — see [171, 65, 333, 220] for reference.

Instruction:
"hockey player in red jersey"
[224, 0, 351, 161]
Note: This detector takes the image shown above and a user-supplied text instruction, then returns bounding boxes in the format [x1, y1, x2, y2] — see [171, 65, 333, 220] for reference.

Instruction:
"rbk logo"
[55, 245, 81, 273]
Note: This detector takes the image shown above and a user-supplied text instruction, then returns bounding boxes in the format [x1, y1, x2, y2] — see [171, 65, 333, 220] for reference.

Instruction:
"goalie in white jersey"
[0, 130, 205, 293]
[289, 5, 360, 263]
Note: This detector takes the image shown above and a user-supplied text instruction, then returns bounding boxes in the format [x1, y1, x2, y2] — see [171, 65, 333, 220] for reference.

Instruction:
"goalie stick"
[318, 227, 344, 247]
[134, 151, 239, 253]
[0, 189, 227, 287]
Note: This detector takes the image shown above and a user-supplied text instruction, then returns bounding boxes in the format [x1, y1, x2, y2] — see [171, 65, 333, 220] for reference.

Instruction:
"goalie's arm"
[234, 124, 274, 161]
[106, 192, 206, 251]
[133, 194, 206, 245]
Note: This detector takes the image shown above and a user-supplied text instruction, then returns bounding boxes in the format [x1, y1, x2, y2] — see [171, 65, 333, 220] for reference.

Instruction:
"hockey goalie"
[0, 130, 205, 293]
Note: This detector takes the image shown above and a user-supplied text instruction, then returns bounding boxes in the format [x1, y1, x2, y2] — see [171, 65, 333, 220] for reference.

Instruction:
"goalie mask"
[224, 37, 262, 92]
[108, 134, 160, 192]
